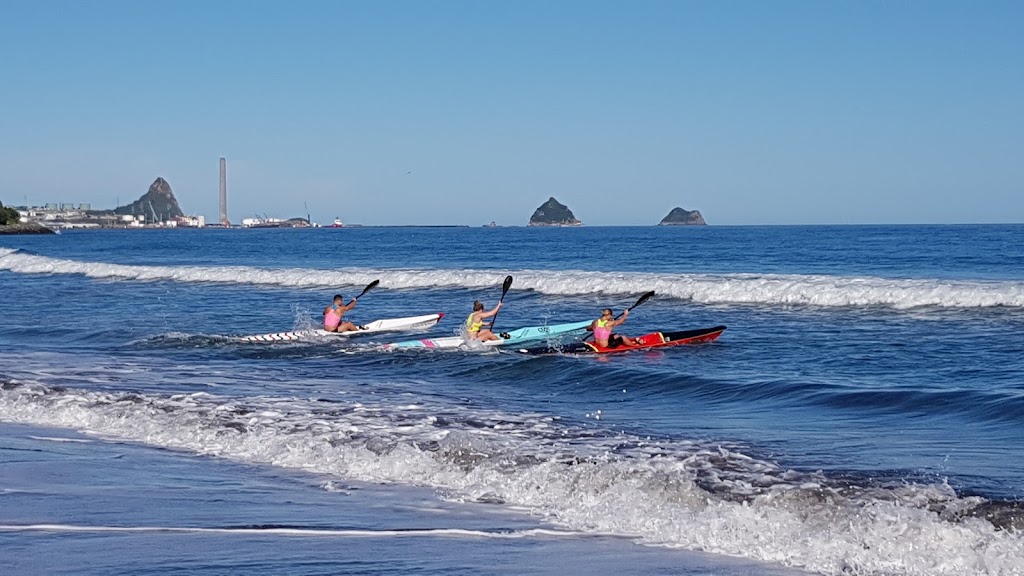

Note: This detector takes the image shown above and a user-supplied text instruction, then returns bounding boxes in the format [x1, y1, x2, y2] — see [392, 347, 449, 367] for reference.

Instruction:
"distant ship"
[483, 221, 497, 228]
[330, 218, 344, 228]
[241, 216, 284, 228]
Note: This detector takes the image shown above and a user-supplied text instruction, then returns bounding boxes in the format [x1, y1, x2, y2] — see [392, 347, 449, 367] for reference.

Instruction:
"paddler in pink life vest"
[589, 308, 636, 348]
[323, 294, 359, 332]
[465, 300, 502, 341]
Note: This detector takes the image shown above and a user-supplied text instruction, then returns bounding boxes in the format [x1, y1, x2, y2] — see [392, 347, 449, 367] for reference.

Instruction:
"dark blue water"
[2, 226, 1023, 575]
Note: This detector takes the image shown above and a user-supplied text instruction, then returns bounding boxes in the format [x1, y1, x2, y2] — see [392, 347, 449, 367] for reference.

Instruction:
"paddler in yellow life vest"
[589, 308, 636, 348]
[465, 300, 502, 341]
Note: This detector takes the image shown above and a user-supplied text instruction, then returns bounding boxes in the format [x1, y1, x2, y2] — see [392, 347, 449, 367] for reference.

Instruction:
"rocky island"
[12, 177, 197, 230]
[659, 207, 707, 226]
[110, 177, 185, 221]
[528, 197, 582, 227]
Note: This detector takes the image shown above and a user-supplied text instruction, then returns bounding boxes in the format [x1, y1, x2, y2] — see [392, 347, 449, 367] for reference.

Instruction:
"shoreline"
[0, 421, 794, 576]
[0, 223, 56, 235]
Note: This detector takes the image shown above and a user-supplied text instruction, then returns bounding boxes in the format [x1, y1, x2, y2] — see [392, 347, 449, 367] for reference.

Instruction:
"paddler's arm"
[342, 298, 357, 311]
[610, 309, 629, 327]
[480, 302, 502, 319]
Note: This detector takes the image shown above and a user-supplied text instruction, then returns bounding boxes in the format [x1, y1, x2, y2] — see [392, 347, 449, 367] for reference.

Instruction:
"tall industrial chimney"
[219, 157, 228, 226]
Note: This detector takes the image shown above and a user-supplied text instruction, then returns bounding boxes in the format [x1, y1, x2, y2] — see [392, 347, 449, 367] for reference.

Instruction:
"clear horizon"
[1, 1, 1021, 226]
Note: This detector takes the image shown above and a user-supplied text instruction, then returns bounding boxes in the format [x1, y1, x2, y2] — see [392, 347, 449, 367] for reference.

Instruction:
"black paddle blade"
[489, 275, 514, 332]
[629, 290, 655, 311]
[601, 290, 656, 327]
[357, 279, 380, 298]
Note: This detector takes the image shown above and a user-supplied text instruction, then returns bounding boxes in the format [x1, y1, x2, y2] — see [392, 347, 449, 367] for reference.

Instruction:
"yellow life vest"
[466, 313, 484, 332]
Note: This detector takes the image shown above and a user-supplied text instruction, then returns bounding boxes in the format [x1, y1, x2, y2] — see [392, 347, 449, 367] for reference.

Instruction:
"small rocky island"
[659, 207, 707, 226]
[528, 197, 582, 227]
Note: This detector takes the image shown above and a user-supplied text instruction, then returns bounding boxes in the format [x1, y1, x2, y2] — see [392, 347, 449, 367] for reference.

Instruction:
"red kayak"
[517, 325, 726, 355]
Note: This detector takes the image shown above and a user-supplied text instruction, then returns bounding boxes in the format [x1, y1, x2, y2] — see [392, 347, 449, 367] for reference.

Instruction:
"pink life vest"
[324, 306, 342, 330]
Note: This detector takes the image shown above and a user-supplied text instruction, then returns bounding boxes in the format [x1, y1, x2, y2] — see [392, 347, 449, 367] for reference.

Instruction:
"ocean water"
[1, 225, 1022, 575]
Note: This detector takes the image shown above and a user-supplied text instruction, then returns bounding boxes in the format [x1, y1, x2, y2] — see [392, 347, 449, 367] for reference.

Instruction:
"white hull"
[239, 313, 444, 343]
[381, 320, 591, 350]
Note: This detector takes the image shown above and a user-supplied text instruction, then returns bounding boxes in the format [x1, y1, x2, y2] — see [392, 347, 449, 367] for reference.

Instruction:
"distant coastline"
[4, 222, 1022, 232]
[6, 176, 712, 230]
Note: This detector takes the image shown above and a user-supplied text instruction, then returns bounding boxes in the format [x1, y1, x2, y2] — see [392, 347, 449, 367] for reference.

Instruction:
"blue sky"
[1, 0, 1021, 225]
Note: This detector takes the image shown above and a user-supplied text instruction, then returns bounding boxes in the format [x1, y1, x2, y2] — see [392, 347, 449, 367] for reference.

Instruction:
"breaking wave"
[2, 247, 1024, 310]
[2, 381, 1022, 575]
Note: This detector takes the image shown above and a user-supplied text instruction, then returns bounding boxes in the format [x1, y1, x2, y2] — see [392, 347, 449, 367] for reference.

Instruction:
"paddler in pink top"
[323, 294, 359, 332]
[589, 307, 635, 348]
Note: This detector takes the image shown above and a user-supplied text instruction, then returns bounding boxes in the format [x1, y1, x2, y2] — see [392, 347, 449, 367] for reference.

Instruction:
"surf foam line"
[0, 524, 589, 539]
[2, 248, 1023, 310]
[2, 383, 1022, 576]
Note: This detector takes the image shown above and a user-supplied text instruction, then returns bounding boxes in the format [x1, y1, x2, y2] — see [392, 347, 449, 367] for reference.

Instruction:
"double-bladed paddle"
[347, 279, 379, 329]
[488, 275, 513, 334]
[622, 290, 655, 317]
[352, 279, 380, 301]
[315, 279, 379, 326]
[585, 290, 655, 341]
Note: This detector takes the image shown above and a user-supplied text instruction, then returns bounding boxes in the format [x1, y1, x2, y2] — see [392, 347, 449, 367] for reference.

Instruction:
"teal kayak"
[382, 320, 592, 350]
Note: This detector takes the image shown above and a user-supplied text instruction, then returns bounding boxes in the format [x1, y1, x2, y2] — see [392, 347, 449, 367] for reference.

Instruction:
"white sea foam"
[2, 383, 1022, 576]
[2, 248, 1023, 310]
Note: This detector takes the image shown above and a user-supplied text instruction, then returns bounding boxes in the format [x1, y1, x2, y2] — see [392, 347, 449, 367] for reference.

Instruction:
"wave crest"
[3, 248, 1023, 309]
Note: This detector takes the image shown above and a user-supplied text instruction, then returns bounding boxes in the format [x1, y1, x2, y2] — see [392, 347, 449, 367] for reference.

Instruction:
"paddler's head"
[601, 308, 613, 318]
[473, 301, 484, 311]
[333, 294, 343, 304]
